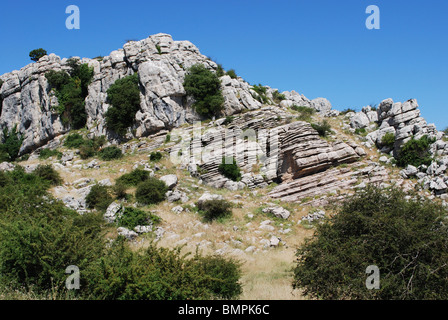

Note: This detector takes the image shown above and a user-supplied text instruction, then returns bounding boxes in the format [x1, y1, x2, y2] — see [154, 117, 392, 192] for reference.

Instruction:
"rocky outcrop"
[0, 34, 266, 154]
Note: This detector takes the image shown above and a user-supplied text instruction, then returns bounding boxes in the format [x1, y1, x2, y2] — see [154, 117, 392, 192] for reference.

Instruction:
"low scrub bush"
[135, 178, 168, 205]
[396, 135, 435, 168]
[117, 207, 161, 230]
[226, 69, 237, 79]
[381, 132, 395, 149]
[0, 125, 24, 162]
[116, 169, 150, 187]
[311, 120, 332, 137]
[197, 199, 233, 222]
[86, 185, 114, 212]
[291, 105, 315, 122]
[149, 151, 163, 162]
[33, 165, 63, 186]
[293, 186, 448, 300]
[218, 157, 241, 182]
[38, 148, 62, 160]
[98, 146, 123, 161]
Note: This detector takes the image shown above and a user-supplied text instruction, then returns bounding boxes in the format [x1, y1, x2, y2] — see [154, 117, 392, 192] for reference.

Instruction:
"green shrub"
[79, 144, 95, 160]
[33, 165, 63, 186]
[117, 207, 161, 230]
[355, 128, 367, 136]
[183, 64, 225, 117]
[0, 168, 105, 294]
[340, 108, 357, 115]
[46, 59, 93, 129]
[105, 73, 141, 136]
[84, 239, 242, 300]
[218, 157, 242, 182]
[396, 135, 435, 168]
[311, 120, 332, 137]
[116, 169, 150, 187]
[291, 105, 316, 122]
[226, 69, 237, 79]
[0, 125, 24, 162]
[149, 151, 163, 162]
[223, 116, 235, 126]
[381, 132, 395, 149]
[135, 178, 168, 205]
[113, 183, 129, 200]
[63, 133, 85, 149]
[292, 186, 448, 300]
[272, 90, 286, 103]
[38, 148, 62, 160]
[86, 185, 114, 212]
[216, 64, 225, 77]
[197, 199, 233, 222]
[98, 146, 123, 161]
[165, 134, 171, 143]
[252, 84, 270, 104]
[29, 48, 47, 62]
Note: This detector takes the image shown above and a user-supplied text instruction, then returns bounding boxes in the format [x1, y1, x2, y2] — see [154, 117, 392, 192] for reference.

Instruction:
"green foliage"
[149, 151, 163, 162]
[218, 157, 242, 182]
[98, 146, 123, 161]
[251, 84, 270, 104]
[64, 133, 85, 149]
[226, 69, 237, 79]
[0, 168, 105, 294]
[38, 148, 62, 160]
[113, 183, 129, 200]
[156, 44, 162, 55]
[183, 64, 225, 117]
[84, 239, 242, 300]
[381, 132, 395, 149]
[311, 120, 332, 137]
[216, 64, 225, 77]
[105, 73, 141, 136]
[116, 169, 150, 187]
[223, 116, 235, 126]
[340, 108, 357, 115]
[396, 135, 436, 168]
[29, 48, 47, 62]
[0, 125, 24, 162]
[86, 185, 114, 212]
[135, 178, 168, 205]
[117, 207, 161, 230]
[355, 127, 367, 136]
[33, 165, 63, 186]
[197, 199, 233, 223]
[272, 90, 286, 103]
[165, 134, 171, 143]
[64, 134, 106, 160]
[291, 105, 316, 122]
[45, 59, 93, 129]
[293, 186, 448, 300]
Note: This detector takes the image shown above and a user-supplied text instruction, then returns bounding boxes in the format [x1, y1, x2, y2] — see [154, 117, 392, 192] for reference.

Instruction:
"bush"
[149, 151, 163, 162]
[183, 64, 225, 117]
[33, 165, 63, 186]
[38, 148, 62, 160]
[0, 168, 105, 294]
[83, 239, 242, 300]
[252, 84, 270, 104]
[396, 135, 435, 168]
[216, 64, 225, 77]
[291, 105, 316, 122]
[355, 128, 367, 136]
[116, 169, 150, 187]
[98, 146, 123, 161]
[86, 185, 114, 211]
[0, 125, 24, 162]
[113, 183, 129, 200]
[63, 133, 85, 149]
[29, 48, 47, 62]
[105, 73, 141, 136]
[135, 178, 168, 205]
[311, 120, 332, 137]
[292, 186, 448, 300]
[381, 132, 395, 149]
[117, 207, 161, 230]
[272, 90, 286, 103]
[218, 157, 242, 182]
[226, 69, 237, 79]
[340, 108, 357, 115]
[46, 59, 93, 129]
[197, 199, 233, 222]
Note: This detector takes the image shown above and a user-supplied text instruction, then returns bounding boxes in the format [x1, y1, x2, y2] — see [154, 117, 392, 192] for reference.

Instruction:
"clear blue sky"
[1, 0, 447, 129]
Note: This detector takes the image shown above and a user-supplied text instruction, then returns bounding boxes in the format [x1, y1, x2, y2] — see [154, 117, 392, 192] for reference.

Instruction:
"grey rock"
[262, 206, 291, 220]
[160, 174, 178, 190]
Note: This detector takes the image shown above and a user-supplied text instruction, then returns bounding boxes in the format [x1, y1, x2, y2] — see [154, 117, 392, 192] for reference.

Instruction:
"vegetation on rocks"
[183, 64, 225, 117]
[218, 157, 242, 182]
[396, 135, 435, 168]
[105, 73, 141, 136]
[293, 186, 448, 300]
[29, 48, 47, 62]
[135, 177, 168, 205]
[0, 125, 24, 162]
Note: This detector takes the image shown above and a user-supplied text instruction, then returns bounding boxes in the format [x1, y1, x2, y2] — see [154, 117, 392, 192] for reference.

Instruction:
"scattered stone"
[262, 206, 291, 220]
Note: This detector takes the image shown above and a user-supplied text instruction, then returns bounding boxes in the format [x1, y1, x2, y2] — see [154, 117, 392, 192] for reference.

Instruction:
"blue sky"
[1, 0, 447, 129]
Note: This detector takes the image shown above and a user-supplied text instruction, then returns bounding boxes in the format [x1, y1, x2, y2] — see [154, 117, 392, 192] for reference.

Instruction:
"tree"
[292, 186, 448, 300]
[183, 64, 225, 117]
[29, 49, 47, 62]
[0, 125, 24, 162]
[105, 73, 141, 136]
